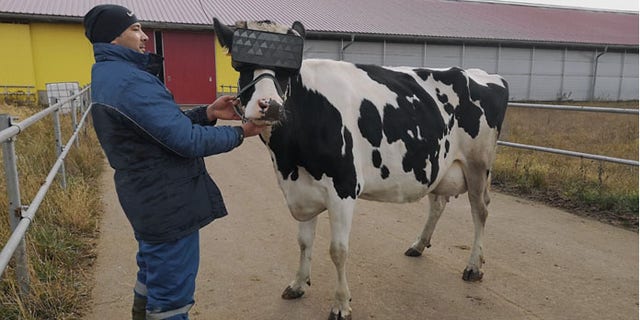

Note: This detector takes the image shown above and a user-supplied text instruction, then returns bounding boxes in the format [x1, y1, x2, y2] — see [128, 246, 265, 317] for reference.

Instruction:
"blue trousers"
[134, 231, 200, 320]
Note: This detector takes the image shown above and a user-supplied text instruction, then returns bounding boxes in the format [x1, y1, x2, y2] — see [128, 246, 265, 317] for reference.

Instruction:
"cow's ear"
[213, 18, 234, 50]
[292, 21, 305, 38]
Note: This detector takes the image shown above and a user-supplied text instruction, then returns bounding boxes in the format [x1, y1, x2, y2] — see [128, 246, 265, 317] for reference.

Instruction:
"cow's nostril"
[258, 99, 270, 110]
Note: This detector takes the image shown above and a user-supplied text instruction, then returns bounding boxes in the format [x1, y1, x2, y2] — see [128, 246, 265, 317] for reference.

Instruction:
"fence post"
[52, 110, 67, 189]
[0, 114, 30, 298]
[81, 88, 89, 137]
[71, 97, 79, 147]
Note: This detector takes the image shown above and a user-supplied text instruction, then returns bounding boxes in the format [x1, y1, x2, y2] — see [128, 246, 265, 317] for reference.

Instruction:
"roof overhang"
[305, 31, 639, 51]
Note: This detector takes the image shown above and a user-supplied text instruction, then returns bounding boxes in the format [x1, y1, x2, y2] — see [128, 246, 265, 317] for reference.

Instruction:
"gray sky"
[478, 0, 638, 12]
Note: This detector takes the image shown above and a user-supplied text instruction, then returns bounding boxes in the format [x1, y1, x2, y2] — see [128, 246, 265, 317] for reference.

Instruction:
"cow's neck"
[258, 124, 274, 144]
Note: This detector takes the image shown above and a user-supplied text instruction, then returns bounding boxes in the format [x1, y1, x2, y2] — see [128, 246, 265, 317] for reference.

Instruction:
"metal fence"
[0, 85, 37, 107]
[499, 102, 639, 166]
[217, 84, 238, 98]
[0, 85, 92, 297]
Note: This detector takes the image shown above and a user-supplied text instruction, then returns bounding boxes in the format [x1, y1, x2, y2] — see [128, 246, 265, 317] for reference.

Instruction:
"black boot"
[132, 295, 147, 320]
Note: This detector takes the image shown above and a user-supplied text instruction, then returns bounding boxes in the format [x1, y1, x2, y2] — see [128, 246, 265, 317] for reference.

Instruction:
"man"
[83, 4, 264, 319]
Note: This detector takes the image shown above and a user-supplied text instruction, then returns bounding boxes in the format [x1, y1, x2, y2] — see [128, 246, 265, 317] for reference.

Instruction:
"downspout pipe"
[340, 34, 355, 61]
[591, 46, 608, 100]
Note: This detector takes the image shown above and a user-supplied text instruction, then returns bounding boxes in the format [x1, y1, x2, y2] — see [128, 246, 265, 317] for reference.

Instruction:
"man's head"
[83, 4, 148, 53]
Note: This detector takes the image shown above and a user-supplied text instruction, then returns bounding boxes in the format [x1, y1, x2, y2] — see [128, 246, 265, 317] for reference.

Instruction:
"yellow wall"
[0, 23, 36, 88]
[30, 23, 93, 90]
[214, 40, 239, 93]
[0, 22, 93, 104]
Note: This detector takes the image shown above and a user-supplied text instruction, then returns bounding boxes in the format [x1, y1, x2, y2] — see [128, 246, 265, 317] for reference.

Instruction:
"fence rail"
[508, 102, 639, 115]
[218, 84, 238, 97]
[499, 102, 639, 167]
[0, 86, 92, 297]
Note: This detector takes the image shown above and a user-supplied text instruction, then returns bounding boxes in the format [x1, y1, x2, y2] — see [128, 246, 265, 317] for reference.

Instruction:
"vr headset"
[231, 28, 304, 73]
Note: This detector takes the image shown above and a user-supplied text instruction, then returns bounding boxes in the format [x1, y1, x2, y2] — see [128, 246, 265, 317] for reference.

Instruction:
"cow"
[213, 18, 509, 320]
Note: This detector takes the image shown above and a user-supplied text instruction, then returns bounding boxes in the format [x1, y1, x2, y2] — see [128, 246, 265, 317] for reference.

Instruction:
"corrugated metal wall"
[303, 39, 639, 101]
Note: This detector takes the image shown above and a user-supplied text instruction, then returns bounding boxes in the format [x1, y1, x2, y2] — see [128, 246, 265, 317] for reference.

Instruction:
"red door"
[162, 31, 216, 105]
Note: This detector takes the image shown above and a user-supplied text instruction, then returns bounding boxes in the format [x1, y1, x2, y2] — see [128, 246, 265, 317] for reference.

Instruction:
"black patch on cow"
[359, 99, 392, 179]
[445, 140, 450, 155]
[372, 149, 382, 168]
[380, 165, 390, 179]
[358, 100, 383, 147]
[415, 67, 483, 138]
[468, 78, 509, 134]
[357, 64, 448, 186]
[267, 75, 358, 199]
[436, 88, 455, 115]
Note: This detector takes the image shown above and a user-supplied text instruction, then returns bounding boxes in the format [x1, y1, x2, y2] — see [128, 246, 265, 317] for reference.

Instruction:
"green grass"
[0, 103, 104, 319]
[493, 101, 639, 229]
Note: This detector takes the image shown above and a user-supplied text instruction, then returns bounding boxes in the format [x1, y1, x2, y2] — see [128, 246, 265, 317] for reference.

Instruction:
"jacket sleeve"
[116, 73, 242, 158]
[183, 106, 217, 126]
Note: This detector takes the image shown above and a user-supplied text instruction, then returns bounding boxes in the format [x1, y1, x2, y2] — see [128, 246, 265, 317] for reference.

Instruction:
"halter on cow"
[214, 18, 509, 320]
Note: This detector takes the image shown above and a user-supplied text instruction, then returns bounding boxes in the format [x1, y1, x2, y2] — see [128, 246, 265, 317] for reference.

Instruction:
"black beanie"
[83, 4, 138, 44]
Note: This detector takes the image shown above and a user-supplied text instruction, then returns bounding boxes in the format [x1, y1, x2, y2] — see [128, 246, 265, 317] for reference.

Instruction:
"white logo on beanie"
[127, 11, 134, 17]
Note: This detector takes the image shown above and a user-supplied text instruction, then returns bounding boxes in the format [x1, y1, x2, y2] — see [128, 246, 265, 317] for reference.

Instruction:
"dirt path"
[86, 126, 638, 320]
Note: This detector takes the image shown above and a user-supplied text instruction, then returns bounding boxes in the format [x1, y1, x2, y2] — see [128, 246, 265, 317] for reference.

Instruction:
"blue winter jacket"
[90, 43, 242, 243]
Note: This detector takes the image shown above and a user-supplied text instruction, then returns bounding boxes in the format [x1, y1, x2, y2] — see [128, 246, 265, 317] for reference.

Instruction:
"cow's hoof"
[328, 311, 352, 320]
[281, 286, 305, 299]
[404, 247, 423, 257]
[462, 268, 483, 282]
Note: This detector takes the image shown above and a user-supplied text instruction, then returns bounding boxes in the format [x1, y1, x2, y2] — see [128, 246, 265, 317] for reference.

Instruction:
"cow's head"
[213, 18, 306, 125]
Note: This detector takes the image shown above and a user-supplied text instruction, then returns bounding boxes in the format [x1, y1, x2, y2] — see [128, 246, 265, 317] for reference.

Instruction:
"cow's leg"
[462, 168, 490, 282]
[282, 217, 318, 299]
[327, 199, 355, 320]
[405, 194, 447, 257]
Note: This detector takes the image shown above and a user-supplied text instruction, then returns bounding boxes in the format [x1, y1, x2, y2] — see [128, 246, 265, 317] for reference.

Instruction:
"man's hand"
[242, 121, 267, 137]
[207, 95, 267, 138]
[206, 95, 242, 121]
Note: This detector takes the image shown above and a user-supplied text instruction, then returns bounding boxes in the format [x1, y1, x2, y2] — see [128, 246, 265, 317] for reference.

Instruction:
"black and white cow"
[214, 19, 509, 320]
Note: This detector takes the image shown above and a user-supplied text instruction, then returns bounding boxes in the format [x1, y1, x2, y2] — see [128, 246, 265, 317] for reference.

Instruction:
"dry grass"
[0, 103, 104, 319]
[493, 101, 639, 229]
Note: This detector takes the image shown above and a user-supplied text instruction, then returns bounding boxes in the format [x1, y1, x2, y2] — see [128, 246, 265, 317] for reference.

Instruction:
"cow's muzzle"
[235, 72, 287, 124]
[258, 98, 283, 121]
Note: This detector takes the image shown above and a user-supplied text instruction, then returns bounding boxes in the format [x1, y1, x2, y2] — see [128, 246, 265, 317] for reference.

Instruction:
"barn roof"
[0, 0, 637, 48]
